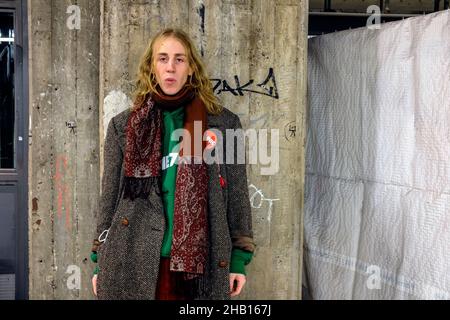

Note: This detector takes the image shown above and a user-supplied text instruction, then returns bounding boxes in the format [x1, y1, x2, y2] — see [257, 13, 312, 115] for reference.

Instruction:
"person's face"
[153, 37, 192, 95]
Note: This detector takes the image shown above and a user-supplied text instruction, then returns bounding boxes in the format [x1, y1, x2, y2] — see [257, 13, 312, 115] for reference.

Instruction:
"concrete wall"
[29, 0, 308, 299]
[29, 0, 100, 299]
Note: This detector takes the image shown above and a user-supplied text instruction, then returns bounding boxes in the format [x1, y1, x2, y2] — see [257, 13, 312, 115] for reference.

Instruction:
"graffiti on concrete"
[212, 68, 279, 99]
[248, 183, 280, 223]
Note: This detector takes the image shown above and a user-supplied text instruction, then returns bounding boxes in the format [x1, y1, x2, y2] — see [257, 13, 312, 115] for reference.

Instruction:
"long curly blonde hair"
[131, 28, 222, 115]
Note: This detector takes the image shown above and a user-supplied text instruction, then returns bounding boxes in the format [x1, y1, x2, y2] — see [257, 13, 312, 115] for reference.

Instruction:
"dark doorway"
[0, 11, 15, 169]
[308, 0, 448, 35]
[0, 0, 28, 300]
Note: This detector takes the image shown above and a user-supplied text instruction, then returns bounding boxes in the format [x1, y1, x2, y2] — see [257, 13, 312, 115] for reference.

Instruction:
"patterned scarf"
[123, 86, 209, 276]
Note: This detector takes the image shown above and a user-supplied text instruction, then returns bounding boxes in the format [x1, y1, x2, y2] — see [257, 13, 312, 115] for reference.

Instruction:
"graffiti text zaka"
[211, 68, 279, 99]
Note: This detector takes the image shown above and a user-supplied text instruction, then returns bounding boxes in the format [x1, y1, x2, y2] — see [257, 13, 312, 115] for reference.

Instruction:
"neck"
[153, 85, 195, 111]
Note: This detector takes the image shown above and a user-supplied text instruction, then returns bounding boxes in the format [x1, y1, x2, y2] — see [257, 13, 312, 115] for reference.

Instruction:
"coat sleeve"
[225, 114, 256, 253]
[97, 116, 123, 236]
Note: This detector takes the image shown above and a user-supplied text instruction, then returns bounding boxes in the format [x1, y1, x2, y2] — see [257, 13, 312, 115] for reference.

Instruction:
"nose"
[167, 58, 175, 73]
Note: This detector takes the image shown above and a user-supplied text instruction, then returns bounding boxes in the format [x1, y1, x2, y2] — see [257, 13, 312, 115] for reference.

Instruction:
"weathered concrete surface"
[100, 0, 308, 300]
[29, 0, 100, 299]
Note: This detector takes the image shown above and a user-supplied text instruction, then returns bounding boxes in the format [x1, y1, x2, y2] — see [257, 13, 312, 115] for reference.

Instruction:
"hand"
[229, 273, 246, 297]
[92, 274, 98, 296]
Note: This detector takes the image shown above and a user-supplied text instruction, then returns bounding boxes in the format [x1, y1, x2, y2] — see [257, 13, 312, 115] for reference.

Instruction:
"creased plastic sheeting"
[304, 10, 450, 300]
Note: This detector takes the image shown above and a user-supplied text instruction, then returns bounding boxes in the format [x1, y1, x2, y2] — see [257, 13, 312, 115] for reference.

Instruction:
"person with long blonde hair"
[91, 28, 255, 300]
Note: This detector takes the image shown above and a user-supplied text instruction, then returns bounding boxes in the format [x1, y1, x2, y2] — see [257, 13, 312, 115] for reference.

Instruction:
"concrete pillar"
[100, 0, 308, 299]
[29, 0, 100, 299]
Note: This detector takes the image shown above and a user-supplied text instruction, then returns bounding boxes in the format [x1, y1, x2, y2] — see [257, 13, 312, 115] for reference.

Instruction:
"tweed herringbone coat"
[96, 107, 255, 300]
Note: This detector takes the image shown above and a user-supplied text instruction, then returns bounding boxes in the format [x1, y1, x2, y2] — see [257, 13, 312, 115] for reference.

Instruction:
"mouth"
[164, 78, 176, 85]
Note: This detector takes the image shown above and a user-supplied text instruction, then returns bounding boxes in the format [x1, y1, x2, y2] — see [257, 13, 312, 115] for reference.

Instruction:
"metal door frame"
[0, 0, 29, 300]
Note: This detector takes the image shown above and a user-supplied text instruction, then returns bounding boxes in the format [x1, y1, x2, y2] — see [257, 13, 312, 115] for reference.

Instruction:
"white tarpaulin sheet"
[304, 10, 450, 300]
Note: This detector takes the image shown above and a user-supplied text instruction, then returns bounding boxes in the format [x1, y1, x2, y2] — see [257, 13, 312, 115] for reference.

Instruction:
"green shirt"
[160, 106, 185, 257]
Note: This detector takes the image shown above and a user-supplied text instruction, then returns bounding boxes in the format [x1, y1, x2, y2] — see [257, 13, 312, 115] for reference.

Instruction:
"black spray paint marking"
[211, 68, 279, 99]
[284, 121, 297, 142]
[198, 3, 205, 57]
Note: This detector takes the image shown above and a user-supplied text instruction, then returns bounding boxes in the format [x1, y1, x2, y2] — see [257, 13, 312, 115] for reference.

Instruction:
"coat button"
[121, 218, 129, 227]
[218, 260, 228, 268]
